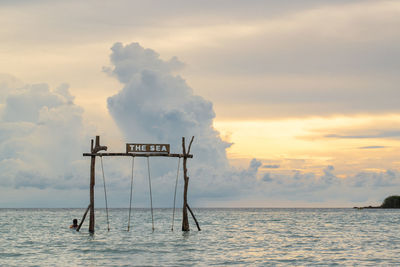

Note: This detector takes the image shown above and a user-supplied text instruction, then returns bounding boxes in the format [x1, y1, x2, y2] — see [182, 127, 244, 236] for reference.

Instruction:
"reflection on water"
[1, 208, 400, 266]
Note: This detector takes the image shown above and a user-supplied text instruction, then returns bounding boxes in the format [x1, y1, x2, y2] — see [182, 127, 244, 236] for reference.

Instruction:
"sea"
[1, 208, 400, 266]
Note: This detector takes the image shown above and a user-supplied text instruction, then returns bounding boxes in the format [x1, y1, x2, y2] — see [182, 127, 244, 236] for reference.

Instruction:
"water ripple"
[1, 208, 400, 266]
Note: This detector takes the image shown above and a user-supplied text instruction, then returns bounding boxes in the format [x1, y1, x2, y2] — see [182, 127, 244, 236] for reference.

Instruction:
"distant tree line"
[354, 195, 400, 209]
[380, 195, 400, 208]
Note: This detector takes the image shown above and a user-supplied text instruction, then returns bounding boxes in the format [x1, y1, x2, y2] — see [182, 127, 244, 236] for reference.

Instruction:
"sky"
[1, 0, 400, 208]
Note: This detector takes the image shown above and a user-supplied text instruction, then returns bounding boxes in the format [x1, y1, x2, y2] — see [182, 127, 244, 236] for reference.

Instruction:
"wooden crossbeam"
[83, 153, 192, 158]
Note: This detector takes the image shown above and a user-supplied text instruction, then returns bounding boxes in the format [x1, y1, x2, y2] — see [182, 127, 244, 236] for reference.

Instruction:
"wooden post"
[182, 137, 189, 231]
[182, 136, 194, 231]
[187, 203, 201, 231]
[76, 204, 91, 232]
[88, 136, 107, 233]
[89, 153, 96, 233]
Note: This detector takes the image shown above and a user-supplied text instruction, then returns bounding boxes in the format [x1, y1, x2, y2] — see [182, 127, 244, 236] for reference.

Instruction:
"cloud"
[256, 165, 400, 205]
[263, 164, 280, 169]
[346, 170, 399, 188]
[0, 77, 92, 194]
[103, 42, 400, 207]
[2, 39, 400, 207]
[262, 173, 273, 182]
[179, 1, 400, 119]
[325, 131, 400, 139]
[359, 146, 387, 149]
[105, 42, 184, 84]
[106, 42, 262, 205]
[104, 42, 400, 207]
[107, 42, 232, 168]
[297, 118, 400, 143]
[2, 0, 400, 120]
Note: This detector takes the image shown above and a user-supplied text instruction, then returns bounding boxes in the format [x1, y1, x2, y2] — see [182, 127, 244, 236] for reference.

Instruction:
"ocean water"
[1, 208, 400, 266]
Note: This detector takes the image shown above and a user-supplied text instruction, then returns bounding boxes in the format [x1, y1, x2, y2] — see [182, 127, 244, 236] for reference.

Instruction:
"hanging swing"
[127, 156, 135, 231]
[82, 136, 198, 234]
[147, 157, 155, 232]
[97, 154, 189, 232]
[100, 156, 110, 231]
[99, 156, 156, 232]
[171, 157, 181, 231]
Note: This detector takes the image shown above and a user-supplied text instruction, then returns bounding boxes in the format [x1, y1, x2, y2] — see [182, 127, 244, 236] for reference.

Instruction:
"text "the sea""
[126, 143, 170, 154]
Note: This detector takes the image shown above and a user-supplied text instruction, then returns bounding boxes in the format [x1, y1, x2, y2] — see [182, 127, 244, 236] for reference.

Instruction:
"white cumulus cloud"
[0, 77, 92, 193]
[106, 42, 261, 206]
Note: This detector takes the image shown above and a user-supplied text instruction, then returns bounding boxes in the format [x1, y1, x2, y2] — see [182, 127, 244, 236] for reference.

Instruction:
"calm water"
[1, 208, 400, 266]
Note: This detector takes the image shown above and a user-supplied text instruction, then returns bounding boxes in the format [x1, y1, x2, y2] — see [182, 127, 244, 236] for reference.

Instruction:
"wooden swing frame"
[80, 136, 199, 233]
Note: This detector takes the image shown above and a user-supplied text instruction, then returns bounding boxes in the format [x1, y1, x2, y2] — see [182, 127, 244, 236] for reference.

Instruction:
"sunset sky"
[1, 0, 400, 207]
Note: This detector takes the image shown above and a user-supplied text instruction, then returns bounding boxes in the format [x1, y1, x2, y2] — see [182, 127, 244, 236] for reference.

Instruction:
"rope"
[100, 156, 110, 232]
[147, 157, 155, 231]
[171, 157, 180, 231]
[127, 157, 135, 231]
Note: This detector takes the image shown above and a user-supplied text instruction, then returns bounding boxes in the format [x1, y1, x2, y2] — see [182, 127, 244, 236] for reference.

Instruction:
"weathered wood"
[187, 136, 194, 154]
[181, 136, 195, 232]
[181, 172, 189, 231]
[76, 204, 90, 232]
[182, 137, 189, 231]
[83, 152, 192, 158]
[89, 155, 95, 233]
[186, 203, 201, 231]
[83, 135, 195, 233]
[88, 135, 107, 233]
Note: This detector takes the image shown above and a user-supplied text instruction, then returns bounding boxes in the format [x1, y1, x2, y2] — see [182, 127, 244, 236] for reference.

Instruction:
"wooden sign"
[126, 143, 170, 154]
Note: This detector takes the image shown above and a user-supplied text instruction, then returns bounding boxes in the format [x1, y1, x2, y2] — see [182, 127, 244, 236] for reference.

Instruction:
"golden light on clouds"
[214, 114, 400, 177]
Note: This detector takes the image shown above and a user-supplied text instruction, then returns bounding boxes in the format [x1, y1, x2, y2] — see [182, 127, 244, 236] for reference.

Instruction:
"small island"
[381, 195, 400, 208]
[354, 195, 400, 209]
